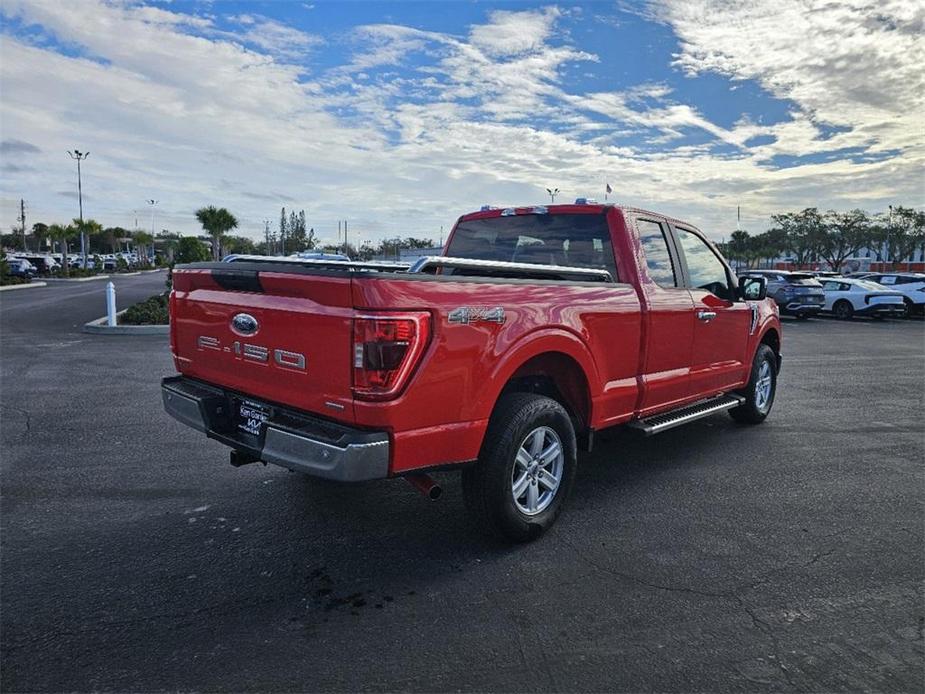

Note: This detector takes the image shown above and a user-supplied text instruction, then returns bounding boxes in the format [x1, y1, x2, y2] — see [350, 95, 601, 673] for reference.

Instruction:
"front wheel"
[462, 393, 577, 542]
[730, 344, 778, 424]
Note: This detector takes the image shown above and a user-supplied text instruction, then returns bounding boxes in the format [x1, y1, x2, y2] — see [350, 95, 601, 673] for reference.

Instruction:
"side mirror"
[738, 275, 767, 301]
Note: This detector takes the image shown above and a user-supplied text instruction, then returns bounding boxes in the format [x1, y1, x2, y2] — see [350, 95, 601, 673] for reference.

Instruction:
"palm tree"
[195, 206, 239, 260]
[71, 218, 102, 265]
[47, 223, 76, 277]
[134, 231, 154, 266]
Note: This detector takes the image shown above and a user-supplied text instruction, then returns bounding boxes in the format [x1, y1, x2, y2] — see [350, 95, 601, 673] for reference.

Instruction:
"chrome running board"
[628, 394, 745, 436]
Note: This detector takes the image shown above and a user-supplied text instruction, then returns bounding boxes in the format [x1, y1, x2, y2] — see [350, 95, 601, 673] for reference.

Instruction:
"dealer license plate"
[236, 399, 270, 437]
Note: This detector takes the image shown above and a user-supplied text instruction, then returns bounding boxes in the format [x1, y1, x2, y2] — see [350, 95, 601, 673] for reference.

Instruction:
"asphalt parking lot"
[1, 276, 923, 692]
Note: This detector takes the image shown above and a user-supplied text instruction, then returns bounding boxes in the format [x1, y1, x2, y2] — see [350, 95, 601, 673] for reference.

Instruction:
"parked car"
[861, 273, 925, 316]
[163, 202, 782, 541]
[819, 277, 906, 319]
[10, 254, 58, 274]
[68, 256, 98, 270]
[7, 258, 36, 279]
[739, 270, 825, 319]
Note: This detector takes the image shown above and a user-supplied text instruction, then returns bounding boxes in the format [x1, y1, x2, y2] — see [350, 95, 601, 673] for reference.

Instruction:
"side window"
[880, 276, 896, 285]
[636, 219, 677, 288]
[675, 228, 732, 299]
[822, 281, 839, 291]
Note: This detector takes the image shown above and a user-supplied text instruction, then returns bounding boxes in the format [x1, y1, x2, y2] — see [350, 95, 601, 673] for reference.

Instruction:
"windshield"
[447, 213, 618, 280]
[857, 280, 888, 291]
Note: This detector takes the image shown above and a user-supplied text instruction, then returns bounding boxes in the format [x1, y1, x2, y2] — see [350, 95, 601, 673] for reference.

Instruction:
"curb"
[44, 275, 111, 283]
[0, 281, 48, 292]
[82, 311, 169, 335]
[44, 269, 165, 283]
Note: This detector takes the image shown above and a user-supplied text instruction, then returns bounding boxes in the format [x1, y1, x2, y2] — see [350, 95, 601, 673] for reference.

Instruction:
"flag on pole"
[605, 183, 613, 194]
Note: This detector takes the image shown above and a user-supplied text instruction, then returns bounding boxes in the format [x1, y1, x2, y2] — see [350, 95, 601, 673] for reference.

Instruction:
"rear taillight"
[352, 312, 431, 400]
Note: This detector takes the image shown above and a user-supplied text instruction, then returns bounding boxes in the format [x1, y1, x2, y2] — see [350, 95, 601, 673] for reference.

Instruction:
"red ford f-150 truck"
[163, 201, 781, 541]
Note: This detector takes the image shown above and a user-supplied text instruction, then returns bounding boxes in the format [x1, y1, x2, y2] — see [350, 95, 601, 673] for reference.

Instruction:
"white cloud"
[0, 0, 920, 245]
[651, 0, 925, 154]
[469, 7, 561, 57]
[226, 13, 323, 60]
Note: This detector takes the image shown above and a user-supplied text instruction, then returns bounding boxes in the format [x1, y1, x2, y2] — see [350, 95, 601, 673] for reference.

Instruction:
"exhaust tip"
[406, 474, 442, 501]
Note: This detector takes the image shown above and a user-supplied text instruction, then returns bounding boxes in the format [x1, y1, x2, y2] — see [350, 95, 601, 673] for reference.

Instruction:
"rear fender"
[475, 328, 601, 428]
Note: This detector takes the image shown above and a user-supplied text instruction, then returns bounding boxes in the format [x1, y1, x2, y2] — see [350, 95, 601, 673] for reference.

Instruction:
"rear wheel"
[462, 393, 577, 542]
[730, 344, 777, 424]
[833, 300, 854, 320]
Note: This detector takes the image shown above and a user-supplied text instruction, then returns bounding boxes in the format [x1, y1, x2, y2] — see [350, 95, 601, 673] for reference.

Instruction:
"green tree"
[103, 226, 131, 254]
[155, 231, 182, 263]
[402, 237, 438, 249]
[134, 231, 154, 265]
[47, 223, 76, 276]
[818, 209, 871, 272]
[30, 222, 49, 251]
[222, 235, 257, 255]
[195, 206, 239, 260]
[286, 210, 316, 252]
[175, 236, 210, 264]
[772, 208, 824, 267]
[726, 230, 751, 268]
[71, 218, 102, 263]
[878, 206, 925, 268]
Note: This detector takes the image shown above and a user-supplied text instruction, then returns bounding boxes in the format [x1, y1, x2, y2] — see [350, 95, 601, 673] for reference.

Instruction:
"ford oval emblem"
[231, 313, 259, 336]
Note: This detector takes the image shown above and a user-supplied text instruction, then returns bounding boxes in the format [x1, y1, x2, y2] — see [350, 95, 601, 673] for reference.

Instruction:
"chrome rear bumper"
[161, 376, 389, 482]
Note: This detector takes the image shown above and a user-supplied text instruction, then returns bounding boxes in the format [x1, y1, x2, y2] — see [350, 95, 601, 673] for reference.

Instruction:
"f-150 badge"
[448, 306, 505, 324]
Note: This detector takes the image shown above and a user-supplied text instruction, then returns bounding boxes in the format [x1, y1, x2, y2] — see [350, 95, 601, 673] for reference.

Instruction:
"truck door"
[671, 226, 752, 395]
[633, 218, 695, 415]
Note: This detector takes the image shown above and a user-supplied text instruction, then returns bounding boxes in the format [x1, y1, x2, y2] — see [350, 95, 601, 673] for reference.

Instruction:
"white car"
[820, 277, 906, 319]
[861, 273, 925, 317]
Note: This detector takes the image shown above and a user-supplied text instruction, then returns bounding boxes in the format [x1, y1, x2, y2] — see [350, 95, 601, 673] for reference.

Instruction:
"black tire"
[729, 344, 777, 424]
[462, 393, 577, 543]
[833, 300, 854, 320]
[902, 298, 914, 319]
[795, 313, 810, 321]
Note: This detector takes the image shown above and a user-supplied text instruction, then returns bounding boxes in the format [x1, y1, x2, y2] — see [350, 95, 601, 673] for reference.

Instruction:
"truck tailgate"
[170, 268, 355, 422]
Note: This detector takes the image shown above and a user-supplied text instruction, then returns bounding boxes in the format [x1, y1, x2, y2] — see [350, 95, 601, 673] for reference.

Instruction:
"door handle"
[697, 310, 717, 322]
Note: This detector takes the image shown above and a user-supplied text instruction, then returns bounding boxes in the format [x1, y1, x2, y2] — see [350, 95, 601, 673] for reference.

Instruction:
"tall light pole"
[17, 198, 26, 252]
[546, 187, 559, 203]
[67, 149, 89, 266]
[147, 199, 158, 266]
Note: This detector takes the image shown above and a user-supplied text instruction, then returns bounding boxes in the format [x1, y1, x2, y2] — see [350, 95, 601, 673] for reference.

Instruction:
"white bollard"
[106, 281, 117, 327]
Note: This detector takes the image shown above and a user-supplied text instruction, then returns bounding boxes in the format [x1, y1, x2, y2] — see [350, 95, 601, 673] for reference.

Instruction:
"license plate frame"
[234, 398, 271, 438]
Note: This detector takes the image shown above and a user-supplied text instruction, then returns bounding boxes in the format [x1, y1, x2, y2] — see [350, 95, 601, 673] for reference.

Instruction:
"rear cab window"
[446, 212, 618, 280]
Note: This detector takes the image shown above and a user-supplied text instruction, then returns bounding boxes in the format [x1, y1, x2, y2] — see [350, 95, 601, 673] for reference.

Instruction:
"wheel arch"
[479, 331, 599, 450]
[756, 326, 781, 372]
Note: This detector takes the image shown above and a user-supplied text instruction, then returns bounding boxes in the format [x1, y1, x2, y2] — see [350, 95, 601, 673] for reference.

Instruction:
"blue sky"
[1, 0, 922, 244]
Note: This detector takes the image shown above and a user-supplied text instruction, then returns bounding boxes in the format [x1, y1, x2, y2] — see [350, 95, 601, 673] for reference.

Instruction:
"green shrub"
[119, 293, 169, 325]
